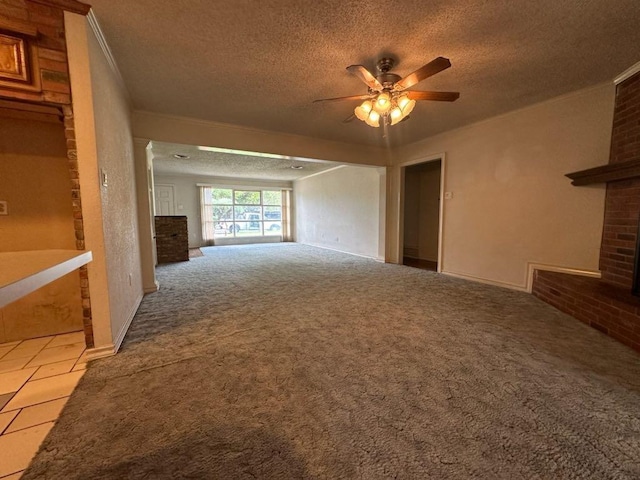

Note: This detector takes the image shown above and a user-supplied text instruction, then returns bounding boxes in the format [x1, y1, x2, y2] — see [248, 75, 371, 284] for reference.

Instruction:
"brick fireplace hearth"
[532, 69, 640, 353]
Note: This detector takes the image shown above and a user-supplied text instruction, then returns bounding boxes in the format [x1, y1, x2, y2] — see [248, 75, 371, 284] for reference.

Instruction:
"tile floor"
[0, 331, 87, 479]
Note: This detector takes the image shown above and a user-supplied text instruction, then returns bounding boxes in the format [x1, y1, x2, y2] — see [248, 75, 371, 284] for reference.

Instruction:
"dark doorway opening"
[402, 159, 442, 272]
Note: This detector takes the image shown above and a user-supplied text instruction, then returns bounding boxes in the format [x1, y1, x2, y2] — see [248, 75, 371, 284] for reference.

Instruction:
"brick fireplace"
[532, 70, 640, 352]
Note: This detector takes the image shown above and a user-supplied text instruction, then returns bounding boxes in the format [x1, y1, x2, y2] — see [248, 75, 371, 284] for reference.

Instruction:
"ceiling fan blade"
[342, 113, 355, 123]
[346, 65, 383, 91]
[406, 91, 460, 102]
[395, 57, 452, 91]
[313, 94, 372, 103]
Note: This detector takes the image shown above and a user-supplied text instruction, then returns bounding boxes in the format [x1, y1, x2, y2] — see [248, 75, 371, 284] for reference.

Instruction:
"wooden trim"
[565, 158, 640, 186]
[526, 263, 601, 293]
[0, 19, 38, 37]
[29, 0, 91, 15]
[0, 99, 62, 116]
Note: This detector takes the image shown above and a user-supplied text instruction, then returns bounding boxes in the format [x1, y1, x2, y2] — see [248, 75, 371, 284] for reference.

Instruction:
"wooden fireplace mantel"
[566, 158, 640, 186]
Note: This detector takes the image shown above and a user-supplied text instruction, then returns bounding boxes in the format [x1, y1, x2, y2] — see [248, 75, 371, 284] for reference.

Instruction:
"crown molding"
[29, 0, 90, 15]
[86, 9, 131, 103]
[615, 61, 640, 85]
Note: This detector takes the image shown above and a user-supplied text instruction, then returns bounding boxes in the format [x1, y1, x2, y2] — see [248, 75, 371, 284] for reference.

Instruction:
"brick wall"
[532, 270, 640, 353]
[0, 0, 94, 347]
[155, 216, 189, 263]
[599, 72, 640, 289]
[533, 71, 640, 353]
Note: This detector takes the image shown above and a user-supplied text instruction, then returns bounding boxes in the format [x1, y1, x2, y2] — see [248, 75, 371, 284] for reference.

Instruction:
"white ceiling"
[151, 142, 339, 181]
[88, 0, 640, 149]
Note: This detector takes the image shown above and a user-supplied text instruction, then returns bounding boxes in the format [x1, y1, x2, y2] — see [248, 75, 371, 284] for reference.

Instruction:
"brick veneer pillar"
[155, 216, 189, 263]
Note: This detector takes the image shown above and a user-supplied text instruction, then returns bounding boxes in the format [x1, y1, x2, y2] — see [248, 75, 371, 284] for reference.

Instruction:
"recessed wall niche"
[0, 110, 82, 342]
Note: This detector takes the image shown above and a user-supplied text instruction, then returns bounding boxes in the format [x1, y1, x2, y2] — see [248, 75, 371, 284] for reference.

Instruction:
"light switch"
[444, 192, 453, 200]
[0, 201, 7, 215]
[100, 168, 108, 187]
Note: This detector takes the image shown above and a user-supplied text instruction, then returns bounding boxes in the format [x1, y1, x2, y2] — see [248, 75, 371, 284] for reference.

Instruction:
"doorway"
[401, 159, 442, 272]
[154, 184, 176, 216]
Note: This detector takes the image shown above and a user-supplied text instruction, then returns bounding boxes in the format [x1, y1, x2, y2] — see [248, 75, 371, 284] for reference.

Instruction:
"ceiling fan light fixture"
[354, 100, 373, 121]
[400, 98, 416, 117]
[315, 56, 458, 130]
[365, 110, 380, 127]
[373, 92, 391, 113]
[389, 106, 403, 125]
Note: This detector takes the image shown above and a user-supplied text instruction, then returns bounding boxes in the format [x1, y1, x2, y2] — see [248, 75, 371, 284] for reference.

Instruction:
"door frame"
[397, 153, 446, 273]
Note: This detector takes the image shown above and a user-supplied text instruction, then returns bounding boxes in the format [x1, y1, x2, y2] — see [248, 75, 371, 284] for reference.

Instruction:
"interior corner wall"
[86, 17, 143, 345]
[153, 173, 292, 247]
[396, 83, 615, 289]
[65, 12, 143, 350]
[294, 166, 382, 259]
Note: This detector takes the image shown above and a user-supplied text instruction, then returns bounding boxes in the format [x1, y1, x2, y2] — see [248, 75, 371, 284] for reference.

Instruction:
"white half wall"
[393, 83, 615, 289]
[294, 166, 384, 260]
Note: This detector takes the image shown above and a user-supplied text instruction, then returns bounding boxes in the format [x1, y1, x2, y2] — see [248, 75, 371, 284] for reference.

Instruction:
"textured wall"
[86, 18, 143, 344]
[65, 12, 143, 350]
[294, 166, 382, 259]
[396, 83, 615, 288]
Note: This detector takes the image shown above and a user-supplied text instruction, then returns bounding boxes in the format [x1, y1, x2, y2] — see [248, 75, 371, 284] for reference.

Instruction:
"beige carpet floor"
[24, 243, 640, 479]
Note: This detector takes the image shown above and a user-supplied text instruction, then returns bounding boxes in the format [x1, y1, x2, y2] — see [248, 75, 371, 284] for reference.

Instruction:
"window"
[201, 188, 283, 239]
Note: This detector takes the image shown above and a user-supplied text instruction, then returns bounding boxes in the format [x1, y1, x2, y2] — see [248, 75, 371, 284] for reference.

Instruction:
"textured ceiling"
[151, 142, 338, 181]
[88, 0, 640, 148]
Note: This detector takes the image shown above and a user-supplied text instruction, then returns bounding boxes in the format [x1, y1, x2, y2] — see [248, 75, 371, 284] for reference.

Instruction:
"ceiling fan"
[313, 57, 459, 128]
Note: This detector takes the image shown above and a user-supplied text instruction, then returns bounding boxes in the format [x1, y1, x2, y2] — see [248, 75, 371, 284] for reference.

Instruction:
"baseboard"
[113, 293, 143, 354]
[441, 270, 528, 292]
[85, 344, 116, 361]
[525, 263, 601, 293]
[144, 280, 159, 294]
[302, 242, 378, 261]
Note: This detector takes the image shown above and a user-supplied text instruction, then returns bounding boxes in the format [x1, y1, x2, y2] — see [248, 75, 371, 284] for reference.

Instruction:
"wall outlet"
[444, 192, 453, 200]
[0, 201, 7, 215]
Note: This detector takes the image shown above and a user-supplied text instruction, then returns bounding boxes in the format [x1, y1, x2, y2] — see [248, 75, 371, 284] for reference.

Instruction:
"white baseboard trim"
[85, 344, 116, 361]
[144, 281, 159, 294]
[441, 270, 528, 292]
[525, 263, 601, 293]
[113, 293, 143, 354]
[85, 293, 143, 361]
[301, 242, 379, 261]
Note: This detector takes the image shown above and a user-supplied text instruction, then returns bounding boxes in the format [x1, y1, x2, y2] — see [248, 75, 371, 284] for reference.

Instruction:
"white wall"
[392, 83, 615, 289]
[66, 12, 143, 354]
[294, 166, 384, 259]
[153, 173, 292, 247]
